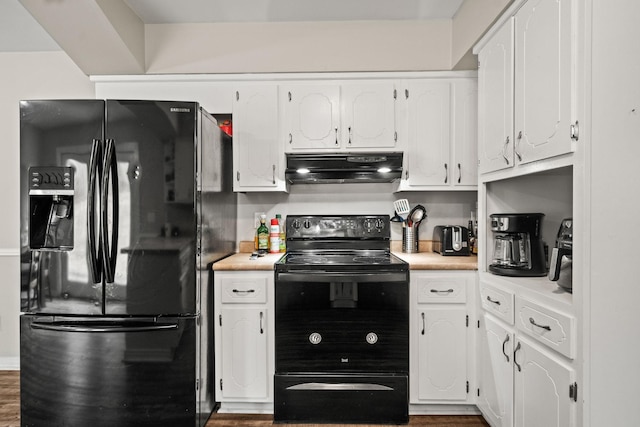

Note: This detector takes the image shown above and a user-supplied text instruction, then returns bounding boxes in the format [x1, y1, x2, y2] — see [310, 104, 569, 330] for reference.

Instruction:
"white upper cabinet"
[232, 86, 287, 192]
[476, 0, 576, 175]
[282, 82, 398, 152]
[477, 19, 515, 174]
[514, 0, 575, 165]
[397, 77, 477, 191]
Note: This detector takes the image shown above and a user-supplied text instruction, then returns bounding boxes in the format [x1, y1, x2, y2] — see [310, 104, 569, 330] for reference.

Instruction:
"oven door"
[275, 270, 409, 373]
[274, 373, 408, 424]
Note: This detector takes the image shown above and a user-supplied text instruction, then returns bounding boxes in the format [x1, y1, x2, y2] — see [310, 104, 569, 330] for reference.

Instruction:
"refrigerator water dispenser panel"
[28, 166, 74, 250]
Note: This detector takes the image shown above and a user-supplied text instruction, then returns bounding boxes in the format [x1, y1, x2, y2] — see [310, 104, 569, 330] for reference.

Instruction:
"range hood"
[285, 152, 403, 184]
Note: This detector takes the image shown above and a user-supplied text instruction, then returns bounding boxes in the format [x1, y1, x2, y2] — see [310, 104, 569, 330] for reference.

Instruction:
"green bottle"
[257, 214, 269, 253]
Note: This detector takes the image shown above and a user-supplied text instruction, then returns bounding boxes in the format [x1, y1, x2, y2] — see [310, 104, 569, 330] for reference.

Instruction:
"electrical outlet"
[254, 212, 265, 228]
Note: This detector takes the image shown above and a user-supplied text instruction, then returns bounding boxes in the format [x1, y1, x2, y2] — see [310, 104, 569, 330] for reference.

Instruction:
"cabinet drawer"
[416, 276, 467, 303]
[220, 276, 268, 303]
[480, 282, 514, 325]
[515, 297, 575, 359]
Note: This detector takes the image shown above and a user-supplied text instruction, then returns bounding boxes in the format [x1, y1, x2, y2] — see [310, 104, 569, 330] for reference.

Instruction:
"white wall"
[0, 51, 94, 367]
[145, 20, 453, 74]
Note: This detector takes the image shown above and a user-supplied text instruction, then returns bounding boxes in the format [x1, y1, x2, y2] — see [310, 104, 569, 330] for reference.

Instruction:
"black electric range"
[274, 215, 409, 425]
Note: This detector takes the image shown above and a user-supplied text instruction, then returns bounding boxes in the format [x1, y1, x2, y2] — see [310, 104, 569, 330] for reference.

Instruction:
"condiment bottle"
[269, 218, 280, 253]
[276, 214, 286, 252]
[257, 215, 269, 253]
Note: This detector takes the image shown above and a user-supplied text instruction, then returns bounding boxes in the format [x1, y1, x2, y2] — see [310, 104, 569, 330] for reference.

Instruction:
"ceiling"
[0, 0, 464, 52]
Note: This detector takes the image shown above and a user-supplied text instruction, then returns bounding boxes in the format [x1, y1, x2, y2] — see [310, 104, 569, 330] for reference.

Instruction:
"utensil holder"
[402, 225, 419, 253]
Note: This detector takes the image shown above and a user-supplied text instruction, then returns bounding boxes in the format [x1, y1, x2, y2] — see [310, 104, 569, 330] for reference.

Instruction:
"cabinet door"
[478, 314, 514, 427]
[478, 19, 515, 174]
[233, 86, 281, 190]
[513, 337, 576, 427]
[220, 307, 269, 400]
[452, 79, 478, 186]
[405, 81, 451, 186]
[341, 83, 397, 149]
[514, 0, 574, 164]
[416, 305, 467, 401]
[284, 84, 340, 150]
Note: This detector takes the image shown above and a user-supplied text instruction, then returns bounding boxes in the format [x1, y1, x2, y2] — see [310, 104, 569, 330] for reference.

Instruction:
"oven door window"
[275, 271, 408, 373]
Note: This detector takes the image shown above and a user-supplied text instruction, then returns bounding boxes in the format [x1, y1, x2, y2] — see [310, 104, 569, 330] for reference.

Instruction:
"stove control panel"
[286, 215, 389, 240]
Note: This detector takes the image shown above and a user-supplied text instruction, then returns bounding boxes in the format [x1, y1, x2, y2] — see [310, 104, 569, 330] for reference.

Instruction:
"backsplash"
[236, 182, 477, 245]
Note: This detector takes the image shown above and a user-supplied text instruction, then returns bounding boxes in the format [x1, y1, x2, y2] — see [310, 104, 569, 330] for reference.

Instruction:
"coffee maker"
[489, 213, 546, 277]
[549, 218, 573, 292]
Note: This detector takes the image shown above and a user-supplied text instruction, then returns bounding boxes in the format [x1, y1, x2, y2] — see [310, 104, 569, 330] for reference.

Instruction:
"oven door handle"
[276, 272, 407, 283]
[286, 382, 394, 391]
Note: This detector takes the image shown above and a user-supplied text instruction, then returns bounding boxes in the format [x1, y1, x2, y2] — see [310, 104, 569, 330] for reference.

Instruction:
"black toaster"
[433, 225, 470, 256]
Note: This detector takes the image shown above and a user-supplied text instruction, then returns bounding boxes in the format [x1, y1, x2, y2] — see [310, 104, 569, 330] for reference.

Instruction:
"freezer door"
[20, 99, 105, 315]
[103, 100, 198, 315]
[20, 315, 203, 427]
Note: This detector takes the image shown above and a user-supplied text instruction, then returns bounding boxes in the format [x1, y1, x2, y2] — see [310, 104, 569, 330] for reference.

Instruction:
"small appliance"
[489, 213, 546, 277]
[433, 225, 470, 256]
[549, 218, 573, 292]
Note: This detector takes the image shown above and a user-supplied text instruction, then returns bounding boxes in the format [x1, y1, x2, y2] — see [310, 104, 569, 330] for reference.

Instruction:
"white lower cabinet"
[513, 336, 576, 427]
[478, 282, 577, 427]
[410, 271, 475, 404]
[214, 271, 274, 406]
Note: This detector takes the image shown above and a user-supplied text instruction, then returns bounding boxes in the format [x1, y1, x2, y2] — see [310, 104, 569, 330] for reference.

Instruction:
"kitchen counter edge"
[212, 252, 477, 271]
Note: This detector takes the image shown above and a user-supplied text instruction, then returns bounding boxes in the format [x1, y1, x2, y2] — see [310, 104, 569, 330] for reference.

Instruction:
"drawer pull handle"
[529, 317, 551, 331]
[232, 289, 255, 294]
[502, 334, 510, 362]
[514, 341, 522, 372]
[486, 296, 501, 305]
[430, 288, 454, 294]
[421, 312, 425, 335]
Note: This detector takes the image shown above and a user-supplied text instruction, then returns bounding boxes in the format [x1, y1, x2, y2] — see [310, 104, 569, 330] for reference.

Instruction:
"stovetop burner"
[283, 251, 395, 266]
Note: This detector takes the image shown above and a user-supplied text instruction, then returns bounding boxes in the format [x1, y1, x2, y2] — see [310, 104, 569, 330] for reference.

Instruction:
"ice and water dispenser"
[29, 166, 74, 250]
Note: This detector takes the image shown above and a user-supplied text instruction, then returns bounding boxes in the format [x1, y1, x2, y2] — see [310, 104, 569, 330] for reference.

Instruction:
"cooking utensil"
[391, 211, 404, 222]
[408, 204, 426, 227]
[393, 199, 411, 217]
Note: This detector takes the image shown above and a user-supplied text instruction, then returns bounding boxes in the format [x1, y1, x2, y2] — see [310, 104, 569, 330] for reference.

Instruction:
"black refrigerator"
[19, 99, 236, 427]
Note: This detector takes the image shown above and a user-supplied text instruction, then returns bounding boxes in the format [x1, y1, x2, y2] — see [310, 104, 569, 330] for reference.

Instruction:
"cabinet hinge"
[570, 121, 579, 141]
[466, 381, 470, 393]
[569, 382, 578, 402]
[219, 314, 222, 326]
[466, 315, 469, 327]
[220, 379, 223, 391]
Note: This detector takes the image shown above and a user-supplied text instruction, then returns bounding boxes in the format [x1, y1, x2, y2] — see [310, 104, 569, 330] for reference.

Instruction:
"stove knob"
[366, 332, 378, 345]
[303, 219, 311, 229]
[292, 219, 301, 230]
[309, 332, 322, 345]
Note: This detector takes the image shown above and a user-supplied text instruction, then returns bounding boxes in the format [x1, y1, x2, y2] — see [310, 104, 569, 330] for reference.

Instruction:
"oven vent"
[285, 152, 403, 184]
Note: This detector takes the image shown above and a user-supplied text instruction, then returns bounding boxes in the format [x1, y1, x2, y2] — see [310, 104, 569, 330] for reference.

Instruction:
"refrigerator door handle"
[87, 139, 103, 284]
[100, 139, 119, 283]
[30, 320, 178, 333]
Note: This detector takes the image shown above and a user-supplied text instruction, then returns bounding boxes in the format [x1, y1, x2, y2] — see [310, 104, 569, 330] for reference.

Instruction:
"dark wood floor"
[1, 371, 489, 427]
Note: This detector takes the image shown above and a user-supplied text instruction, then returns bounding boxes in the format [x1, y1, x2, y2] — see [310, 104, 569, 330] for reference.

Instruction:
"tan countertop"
[213, 252, 284, 271]
[212, 251, 477, 271]
[392, 251, 477, 270]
